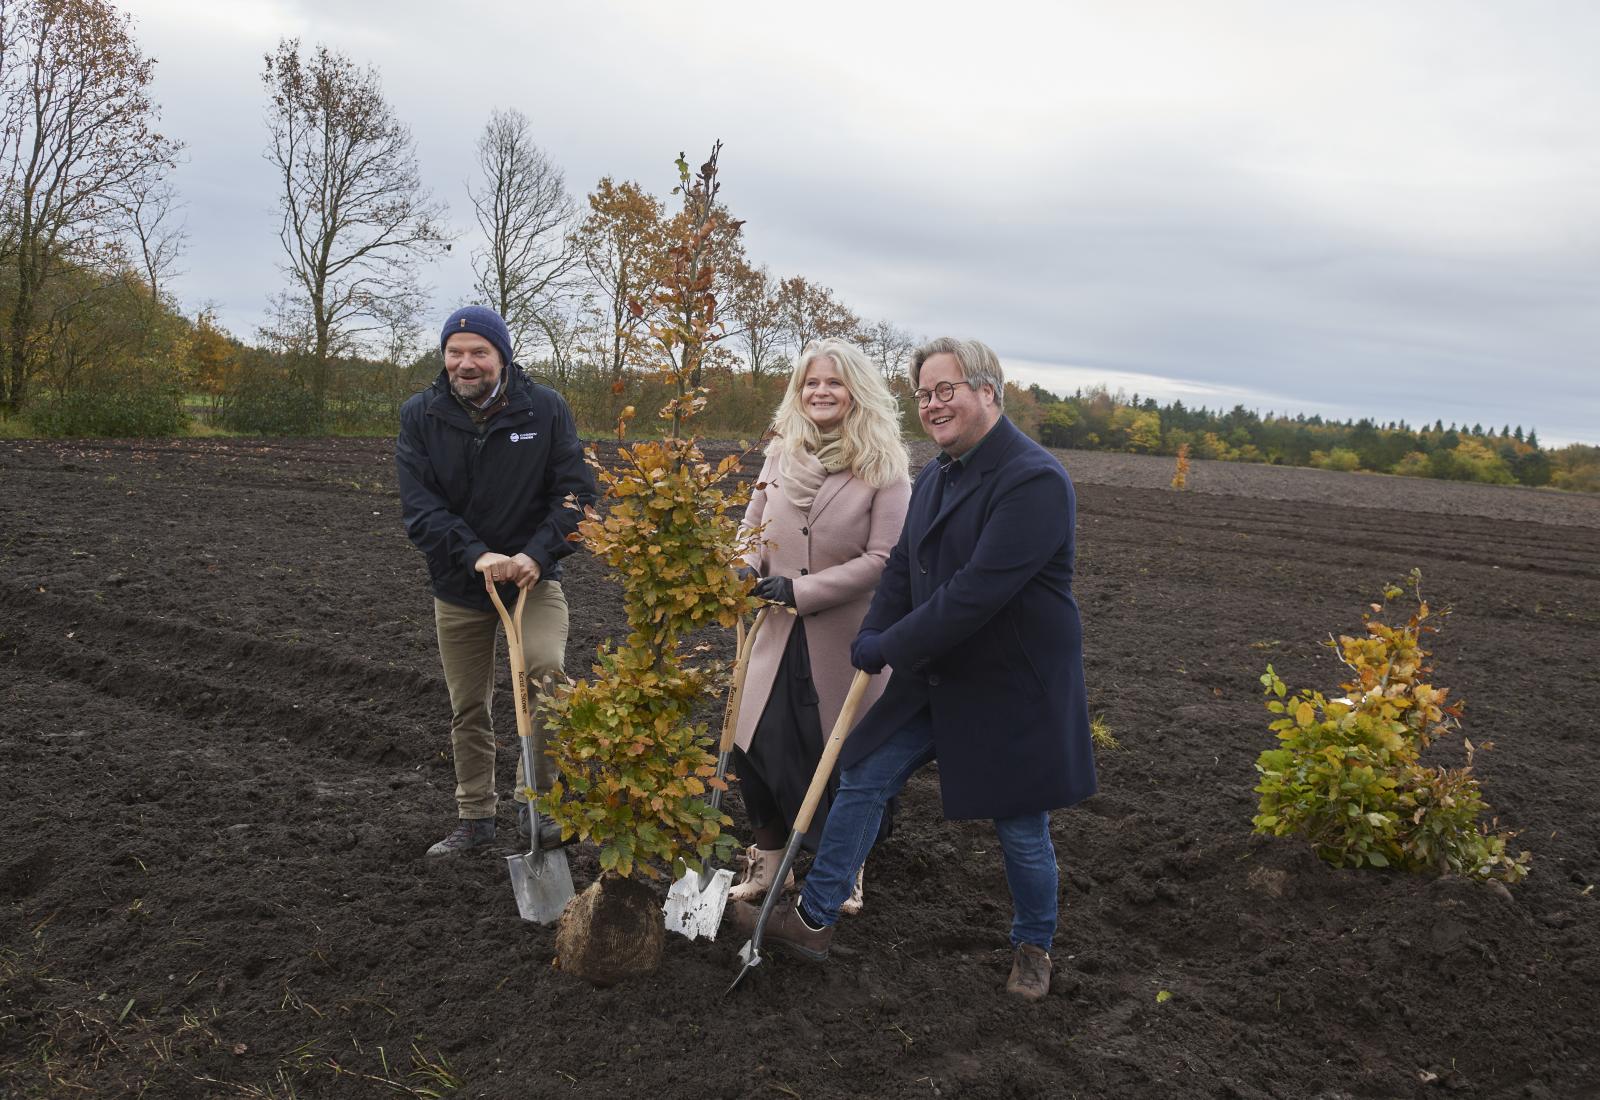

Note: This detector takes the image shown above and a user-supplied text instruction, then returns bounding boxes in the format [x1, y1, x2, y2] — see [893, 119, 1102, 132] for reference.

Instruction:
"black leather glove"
[752, 575, 796, 607]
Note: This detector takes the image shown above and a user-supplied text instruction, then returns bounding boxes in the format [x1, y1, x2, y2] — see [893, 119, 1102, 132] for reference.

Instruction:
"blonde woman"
[729, 338, 911, 914]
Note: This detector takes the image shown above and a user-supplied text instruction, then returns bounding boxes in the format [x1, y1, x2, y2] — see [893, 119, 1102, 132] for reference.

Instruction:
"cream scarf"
[778, 432, 849, 511]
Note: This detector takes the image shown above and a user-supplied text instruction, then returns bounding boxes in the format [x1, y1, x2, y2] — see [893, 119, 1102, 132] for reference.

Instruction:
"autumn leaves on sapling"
[1253, 571, 1529, 884]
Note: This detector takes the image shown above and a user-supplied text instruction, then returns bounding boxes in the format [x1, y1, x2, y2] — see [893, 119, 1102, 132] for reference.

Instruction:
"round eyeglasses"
[913, 379, 974, 407]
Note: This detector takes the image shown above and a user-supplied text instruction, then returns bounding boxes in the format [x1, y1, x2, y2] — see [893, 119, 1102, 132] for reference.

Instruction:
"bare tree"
[776, 275, 859, 361]
[725, 260, 784, 383]
[119, 176, 185, 305]
[857, 317, 917, 395]
[469, 107, 575, 361]
[0, 0, 179, 413]
[0, 0, 26, 262]
[262, 38, 448, 404]
[526, 297, 585, 391]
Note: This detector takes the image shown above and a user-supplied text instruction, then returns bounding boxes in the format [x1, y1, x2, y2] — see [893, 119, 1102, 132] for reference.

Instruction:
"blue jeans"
[798, 711, 1060, 951]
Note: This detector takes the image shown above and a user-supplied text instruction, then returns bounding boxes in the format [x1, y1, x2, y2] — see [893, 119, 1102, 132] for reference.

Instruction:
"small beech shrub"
[536, 144, 759, 881]
[539, 436, 757, 879]
[1252, 570, 1529, 883]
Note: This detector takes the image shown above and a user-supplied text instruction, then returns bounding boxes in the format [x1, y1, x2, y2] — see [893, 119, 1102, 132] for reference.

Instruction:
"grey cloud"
[122, 0, 1599, 444]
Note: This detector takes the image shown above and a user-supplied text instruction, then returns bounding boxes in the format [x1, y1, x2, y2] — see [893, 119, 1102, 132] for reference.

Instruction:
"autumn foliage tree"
[538, 144, 757, 913]
[726, 261, 784, 384]
[0, 0, 180, 414]
[190, 308, 241, 417]
[571, 177, 667, 415]
[776, 274, 858, 361]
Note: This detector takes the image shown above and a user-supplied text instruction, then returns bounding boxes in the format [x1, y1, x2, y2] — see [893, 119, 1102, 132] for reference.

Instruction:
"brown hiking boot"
[727, 845, 795, 904]
[728, 896, 835, 961]
[516, 802, 577, 851]
[1006, 943, 1052, 1001]
[425, 818, 495, 857]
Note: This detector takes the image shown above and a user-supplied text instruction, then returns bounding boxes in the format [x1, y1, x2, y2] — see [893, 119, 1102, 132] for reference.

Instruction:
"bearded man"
[396, 306, 596, 857]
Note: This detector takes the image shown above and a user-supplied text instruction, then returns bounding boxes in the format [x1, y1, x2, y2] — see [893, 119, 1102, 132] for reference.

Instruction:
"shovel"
[663, 607, 770, 940]
[485, 577, 575, 925]
[726, 668, 872, 994]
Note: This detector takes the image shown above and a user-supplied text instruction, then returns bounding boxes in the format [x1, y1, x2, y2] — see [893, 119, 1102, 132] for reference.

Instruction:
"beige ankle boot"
[727, 845, 793, 903]
[838, 864, 866, 916]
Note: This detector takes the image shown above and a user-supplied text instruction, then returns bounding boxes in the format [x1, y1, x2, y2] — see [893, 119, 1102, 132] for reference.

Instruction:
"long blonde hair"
[767, 338, 909, 489]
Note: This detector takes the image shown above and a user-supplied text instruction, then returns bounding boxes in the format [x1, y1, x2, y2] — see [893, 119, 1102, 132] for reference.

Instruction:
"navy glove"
[850, 629, 886, 673]
[752, 575, 795, 607]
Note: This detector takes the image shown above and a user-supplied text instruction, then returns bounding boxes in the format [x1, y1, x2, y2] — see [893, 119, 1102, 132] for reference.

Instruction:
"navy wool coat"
[847, 415, 1097, 820]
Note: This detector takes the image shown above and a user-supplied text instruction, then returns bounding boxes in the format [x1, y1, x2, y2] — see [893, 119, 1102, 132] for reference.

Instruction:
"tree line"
[2, 0, 1593, 495]
[1004, 385, 1599, 492]
[0, 4, 914, 437]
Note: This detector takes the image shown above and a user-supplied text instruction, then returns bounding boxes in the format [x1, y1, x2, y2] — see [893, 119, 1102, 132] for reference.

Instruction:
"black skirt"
[733, 618, 893, 852]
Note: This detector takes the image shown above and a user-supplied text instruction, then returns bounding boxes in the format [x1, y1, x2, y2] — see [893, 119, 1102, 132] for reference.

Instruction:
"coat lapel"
[807, 470, 853, 523]
[915, 417, 1021, 554]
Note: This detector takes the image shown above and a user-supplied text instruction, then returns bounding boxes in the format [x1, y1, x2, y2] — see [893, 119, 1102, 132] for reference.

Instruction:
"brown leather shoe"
[1006, 943, 1052, 1001]
[728, 896, 834, 961]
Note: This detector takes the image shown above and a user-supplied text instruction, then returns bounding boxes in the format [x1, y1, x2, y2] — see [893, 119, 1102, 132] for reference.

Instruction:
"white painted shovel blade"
[663, 867, 736, 940]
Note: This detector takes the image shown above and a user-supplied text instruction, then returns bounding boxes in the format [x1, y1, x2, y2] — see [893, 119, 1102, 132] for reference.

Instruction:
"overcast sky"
[120, 0, 1599, 445]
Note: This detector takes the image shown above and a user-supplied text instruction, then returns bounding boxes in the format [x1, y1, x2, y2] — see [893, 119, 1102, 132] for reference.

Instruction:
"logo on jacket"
[510, 431, 537, 443]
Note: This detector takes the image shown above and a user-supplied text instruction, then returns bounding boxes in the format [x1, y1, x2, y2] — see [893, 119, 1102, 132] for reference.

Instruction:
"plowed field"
[2, 438, 1596, 1099]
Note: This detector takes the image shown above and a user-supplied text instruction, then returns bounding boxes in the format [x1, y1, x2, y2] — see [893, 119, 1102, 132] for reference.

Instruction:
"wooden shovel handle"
[484, 578, 535, 744]
[789, 669, 871, 836]
[716, 607, 769, 755]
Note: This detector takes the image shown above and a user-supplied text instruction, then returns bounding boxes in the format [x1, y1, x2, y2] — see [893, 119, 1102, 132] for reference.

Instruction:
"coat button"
[799, 568, 808, 575]
[928, 674, 941, 686]
[801, 526, 809, 535]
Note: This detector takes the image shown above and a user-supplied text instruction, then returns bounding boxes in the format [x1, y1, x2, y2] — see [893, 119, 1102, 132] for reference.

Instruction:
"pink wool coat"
[734, 453, 911, 754]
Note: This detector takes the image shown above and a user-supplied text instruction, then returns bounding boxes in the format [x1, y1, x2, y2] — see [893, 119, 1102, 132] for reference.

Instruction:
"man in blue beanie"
[397, 305, 597, 856]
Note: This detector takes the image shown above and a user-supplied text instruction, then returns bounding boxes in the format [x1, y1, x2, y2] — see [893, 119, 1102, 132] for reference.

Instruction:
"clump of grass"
[1091, 716, 1119, 750]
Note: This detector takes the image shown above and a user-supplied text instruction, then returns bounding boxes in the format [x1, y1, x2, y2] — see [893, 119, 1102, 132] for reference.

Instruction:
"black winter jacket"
[396, 364, 597, 611]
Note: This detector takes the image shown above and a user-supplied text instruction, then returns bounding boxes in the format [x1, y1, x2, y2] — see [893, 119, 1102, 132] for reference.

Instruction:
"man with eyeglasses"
[730, 337, 1096, 1002]
[396, 306, 596, 858]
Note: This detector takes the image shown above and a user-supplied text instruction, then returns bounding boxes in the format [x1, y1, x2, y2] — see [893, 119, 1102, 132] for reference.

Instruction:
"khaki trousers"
[433, 582, 568, 820]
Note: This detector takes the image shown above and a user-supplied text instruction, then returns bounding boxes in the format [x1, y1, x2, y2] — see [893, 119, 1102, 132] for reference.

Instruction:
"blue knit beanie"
[440, 306, 514, 370]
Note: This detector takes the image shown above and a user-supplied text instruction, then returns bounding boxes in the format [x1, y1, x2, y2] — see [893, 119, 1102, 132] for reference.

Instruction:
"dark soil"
[2, 437, 1596, 1100]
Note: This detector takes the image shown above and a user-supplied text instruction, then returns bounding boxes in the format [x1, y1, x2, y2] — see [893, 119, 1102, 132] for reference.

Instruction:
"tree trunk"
[5, 275, 35, 415]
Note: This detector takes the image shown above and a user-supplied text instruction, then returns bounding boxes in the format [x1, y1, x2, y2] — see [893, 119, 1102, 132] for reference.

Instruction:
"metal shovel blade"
[506, 847, 574, 925]
[664, 610, 768, 943]
[662, 866, 737, 941]
[726, 937, 763, 994]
